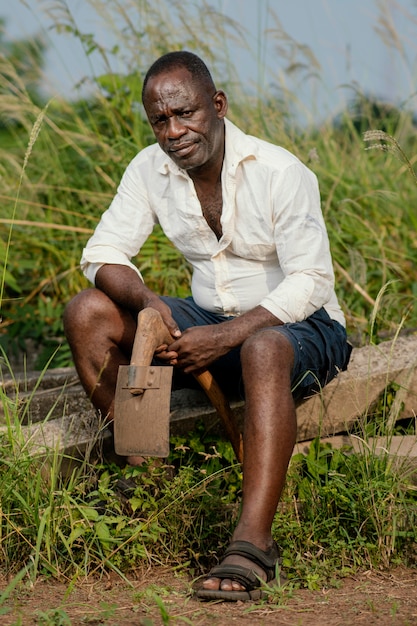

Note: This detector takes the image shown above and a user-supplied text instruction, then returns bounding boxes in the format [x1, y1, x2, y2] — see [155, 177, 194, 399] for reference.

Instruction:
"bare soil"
[1, 566, 417, 625]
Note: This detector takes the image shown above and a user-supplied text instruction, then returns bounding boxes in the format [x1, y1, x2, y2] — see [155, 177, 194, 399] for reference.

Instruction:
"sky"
[1, 0, 417, 124]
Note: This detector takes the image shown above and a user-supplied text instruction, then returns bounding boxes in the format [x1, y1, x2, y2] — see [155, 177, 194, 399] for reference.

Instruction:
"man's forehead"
[144, 67, 204, 101]
[147, 67, 195, 87]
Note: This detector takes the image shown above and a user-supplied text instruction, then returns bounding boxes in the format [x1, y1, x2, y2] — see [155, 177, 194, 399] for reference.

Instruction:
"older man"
[64, 51, 351, 601]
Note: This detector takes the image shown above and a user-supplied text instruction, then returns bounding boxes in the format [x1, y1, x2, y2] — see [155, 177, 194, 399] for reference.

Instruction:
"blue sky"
[2, 0, 417, 124]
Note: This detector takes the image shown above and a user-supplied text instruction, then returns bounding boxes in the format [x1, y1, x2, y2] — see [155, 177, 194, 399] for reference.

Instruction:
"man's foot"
[196, 540, 280, 602]
[127, 455, 148, 466]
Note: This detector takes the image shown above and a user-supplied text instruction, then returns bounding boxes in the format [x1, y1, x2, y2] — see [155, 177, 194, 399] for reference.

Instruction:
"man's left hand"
[167, 325, 230, 373]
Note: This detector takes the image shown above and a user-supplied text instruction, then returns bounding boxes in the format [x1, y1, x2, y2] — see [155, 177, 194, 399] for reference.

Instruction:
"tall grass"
[0, 0, 417, 596]
[1, 0, 417, 364]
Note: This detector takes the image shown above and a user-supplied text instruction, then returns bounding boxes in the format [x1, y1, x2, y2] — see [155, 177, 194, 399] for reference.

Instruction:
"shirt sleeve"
[259, 162, 335, 323]
[80, 155, 157, 285]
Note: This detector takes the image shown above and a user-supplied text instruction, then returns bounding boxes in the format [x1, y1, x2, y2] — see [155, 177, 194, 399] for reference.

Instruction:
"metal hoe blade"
[114, 364, 173, 457]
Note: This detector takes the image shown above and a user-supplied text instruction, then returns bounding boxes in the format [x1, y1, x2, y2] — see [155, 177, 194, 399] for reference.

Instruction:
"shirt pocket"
[229, 209, 276, 261]
[229, 236, 276, 261]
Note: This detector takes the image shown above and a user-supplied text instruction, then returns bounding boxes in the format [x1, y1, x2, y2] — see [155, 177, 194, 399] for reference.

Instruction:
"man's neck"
[188, 149, 224, 190]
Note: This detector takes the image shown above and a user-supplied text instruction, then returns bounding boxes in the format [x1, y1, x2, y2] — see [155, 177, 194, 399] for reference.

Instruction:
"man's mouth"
[169, 143, 195, 157]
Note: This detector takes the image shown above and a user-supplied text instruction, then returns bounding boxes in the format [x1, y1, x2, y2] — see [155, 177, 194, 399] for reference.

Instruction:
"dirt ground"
[1, 566, 417, 626]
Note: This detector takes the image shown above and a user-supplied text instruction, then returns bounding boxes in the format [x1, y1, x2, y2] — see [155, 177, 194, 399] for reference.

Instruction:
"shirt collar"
[155, 118, 258, 176]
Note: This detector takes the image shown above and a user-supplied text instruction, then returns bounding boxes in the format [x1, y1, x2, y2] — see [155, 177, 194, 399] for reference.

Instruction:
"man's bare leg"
[64, 288, 147, 465]
[64, 288, 136, 417]
[202, 329, 297, 592]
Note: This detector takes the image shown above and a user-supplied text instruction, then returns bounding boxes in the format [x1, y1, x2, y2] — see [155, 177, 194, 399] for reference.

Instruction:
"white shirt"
[81, 119, 345, 327]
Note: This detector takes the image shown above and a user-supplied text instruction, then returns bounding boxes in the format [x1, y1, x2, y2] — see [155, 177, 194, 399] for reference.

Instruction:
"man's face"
[143, 67, 228, 174]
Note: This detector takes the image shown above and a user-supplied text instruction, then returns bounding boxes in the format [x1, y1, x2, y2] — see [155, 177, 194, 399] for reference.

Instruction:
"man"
[64, 51, 351, 602]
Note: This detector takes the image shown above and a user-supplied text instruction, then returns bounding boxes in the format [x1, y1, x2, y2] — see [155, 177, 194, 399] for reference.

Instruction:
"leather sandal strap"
[208, 563, 260, 591]
[223, 540, 279, 582]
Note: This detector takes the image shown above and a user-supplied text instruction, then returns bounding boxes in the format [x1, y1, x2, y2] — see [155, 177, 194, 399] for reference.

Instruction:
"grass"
[1, 397, 416, 594]
[1, 0, 417, 605]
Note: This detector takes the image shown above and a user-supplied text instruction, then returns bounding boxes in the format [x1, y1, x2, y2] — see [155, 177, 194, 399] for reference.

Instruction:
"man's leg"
[202, 329, 296, 592]
[63, 288, 136, 424]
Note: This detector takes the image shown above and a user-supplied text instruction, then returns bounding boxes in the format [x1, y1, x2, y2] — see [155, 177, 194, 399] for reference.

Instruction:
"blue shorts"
[160, 296, 352, 401]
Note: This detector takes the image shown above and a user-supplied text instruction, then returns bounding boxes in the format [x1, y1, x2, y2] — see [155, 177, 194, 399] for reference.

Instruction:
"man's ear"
[213, 90, 228, 119]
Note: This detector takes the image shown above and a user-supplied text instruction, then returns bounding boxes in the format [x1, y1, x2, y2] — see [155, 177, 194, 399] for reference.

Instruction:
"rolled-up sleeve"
[259, 163, 334, 323]
[80, 155, 157, 284]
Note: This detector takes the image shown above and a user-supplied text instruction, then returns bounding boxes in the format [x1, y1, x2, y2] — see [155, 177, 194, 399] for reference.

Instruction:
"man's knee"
[63, 288, 108, 336]
[241, 328, 294, 369]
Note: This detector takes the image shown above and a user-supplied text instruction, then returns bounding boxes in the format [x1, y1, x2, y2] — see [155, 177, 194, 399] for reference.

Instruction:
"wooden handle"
[127, 308, 173, 395]
[131, 308, 173, 367]
[194, 370, 243, 464]
[132, 308, 243, 463]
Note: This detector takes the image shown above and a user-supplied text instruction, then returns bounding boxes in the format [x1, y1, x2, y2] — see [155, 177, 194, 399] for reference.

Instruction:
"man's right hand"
[141, 294, 182, 342]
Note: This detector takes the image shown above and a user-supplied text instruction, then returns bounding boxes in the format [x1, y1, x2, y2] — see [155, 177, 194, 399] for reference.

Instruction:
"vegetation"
[1, 415, 416, 591]
[1, 0, 417, 608]
[1, 1, 417, 365]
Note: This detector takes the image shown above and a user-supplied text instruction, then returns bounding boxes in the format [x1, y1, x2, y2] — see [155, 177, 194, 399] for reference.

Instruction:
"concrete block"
[296, 335, 417, 440]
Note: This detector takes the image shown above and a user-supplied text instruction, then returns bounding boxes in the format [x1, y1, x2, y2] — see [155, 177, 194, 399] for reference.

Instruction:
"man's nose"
[166, 116, 187, 138]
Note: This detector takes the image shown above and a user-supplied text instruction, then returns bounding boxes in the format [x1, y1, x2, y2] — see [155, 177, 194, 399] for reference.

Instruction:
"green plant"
[274, 436, 417, 587]
[34, 608, 71, 626]
[1, 355, 417, 593]
[0, 393, 241, 579]
[134, 585, 194, 625]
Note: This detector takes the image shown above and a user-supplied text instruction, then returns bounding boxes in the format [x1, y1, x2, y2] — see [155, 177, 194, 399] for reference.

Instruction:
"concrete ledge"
[296, 334, 417, 440]
[1, 335, 417, 463]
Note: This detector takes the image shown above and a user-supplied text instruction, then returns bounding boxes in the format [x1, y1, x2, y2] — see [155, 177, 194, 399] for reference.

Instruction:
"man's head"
[142, 51, 228, 175]
[142, 51, 216, 99]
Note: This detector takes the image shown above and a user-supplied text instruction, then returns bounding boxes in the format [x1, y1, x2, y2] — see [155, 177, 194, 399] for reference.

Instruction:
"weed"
[134, 585, 194, 625]
[34, 608, 71, 626]
[275, 436, 417, 586]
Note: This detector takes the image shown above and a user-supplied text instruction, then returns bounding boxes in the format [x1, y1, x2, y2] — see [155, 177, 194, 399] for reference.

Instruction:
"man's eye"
[180, 110, 192, 117]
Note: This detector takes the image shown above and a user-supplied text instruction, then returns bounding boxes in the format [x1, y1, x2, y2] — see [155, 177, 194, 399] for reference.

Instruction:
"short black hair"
[142, 51, 216, 101]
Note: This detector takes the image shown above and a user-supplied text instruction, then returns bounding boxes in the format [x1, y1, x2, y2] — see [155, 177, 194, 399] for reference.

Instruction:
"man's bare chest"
[195, 184, 223, 240]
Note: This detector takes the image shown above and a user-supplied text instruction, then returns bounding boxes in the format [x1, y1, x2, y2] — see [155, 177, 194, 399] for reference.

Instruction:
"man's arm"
[167, 305, 282, 373]
[95, 264, 181, 339]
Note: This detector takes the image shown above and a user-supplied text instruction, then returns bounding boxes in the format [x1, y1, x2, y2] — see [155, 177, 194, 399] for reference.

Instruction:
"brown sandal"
[196, 540, 281, 602]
